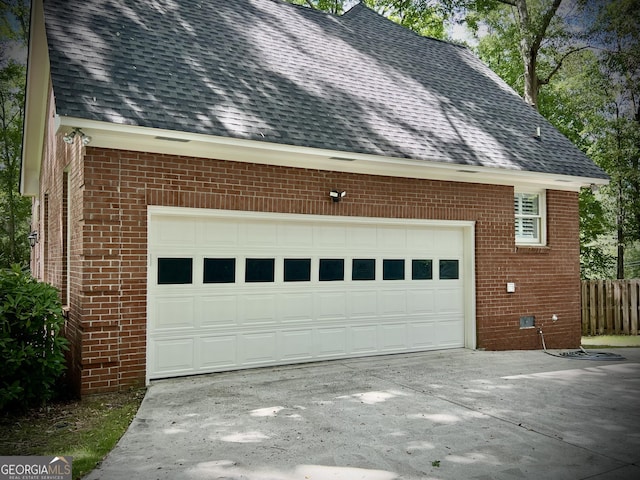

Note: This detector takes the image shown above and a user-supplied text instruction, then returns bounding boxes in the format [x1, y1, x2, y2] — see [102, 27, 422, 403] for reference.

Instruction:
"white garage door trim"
[146, 206, 476, 383]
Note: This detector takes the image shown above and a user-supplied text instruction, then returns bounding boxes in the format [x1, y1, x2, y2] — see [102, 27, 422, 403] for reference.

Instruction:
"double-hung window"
[514, 191, 545, 245]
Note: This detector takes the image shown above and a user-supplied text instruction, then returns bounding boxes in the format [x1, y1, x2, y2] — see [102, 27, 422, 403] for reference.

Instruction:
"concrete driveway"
[85, 348, 640, 480]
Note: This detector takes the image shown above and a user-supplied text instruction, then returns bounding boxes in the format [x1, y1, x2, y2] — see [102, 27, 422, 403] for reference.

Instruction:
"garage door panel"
[201, 220, 239, 245]
[198, 295, 237, 328]
[277, 223, 314, 247]
[151, 297, 195, 330]
[148, 210, 471, 380]
[350, 325, 378, 353]
[153, 338, 195, 374]
[241, 332, 278, 364]
[152, 217, 196, 246]
[347, 226, 378, 249]
[316, 292, 347, 320]
[279, 330, 314, 360]
[278, 293, 314, 323]
[407, 289, 435, 314]
[434, 229, 463, 252]
[244, 223, 278, 246]
[407, 229, 435, 249]
[350, 290, 378, 317]
[435, 318, 465, 347]
[378, 228, 407, 249]
[436, 288, 464, 314]
[316, 328, 347, 357]
[240, 295, 277, 325]
[380, 290, 407, 315]
[315, 225, 346, 248]
[199, 335, 238, 369]
[379, 324, 408, 351]
[408, 322, 437, 349]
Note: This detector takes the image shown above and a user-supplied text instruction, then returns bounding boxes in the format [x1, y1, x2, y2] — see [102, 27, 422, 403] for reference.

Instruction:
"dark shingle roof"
[44, 0, 607, 179]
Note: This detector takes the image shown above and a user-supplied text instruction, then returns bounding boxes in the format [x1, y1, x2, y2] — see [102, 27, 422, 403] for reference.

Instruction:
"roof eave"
[57, 116, 609, 192]
[20, 0, 49, 197]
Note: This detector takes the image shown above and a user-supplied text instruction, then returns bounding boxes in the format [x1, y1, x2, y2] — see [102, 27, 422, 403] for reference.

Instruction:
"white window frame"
[514, 190, 546, 246]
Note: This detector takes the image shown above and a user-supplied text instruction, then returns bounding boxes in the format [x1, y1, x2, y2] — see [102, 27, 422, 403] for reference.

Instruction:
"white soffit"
[57, 117, 608, 192]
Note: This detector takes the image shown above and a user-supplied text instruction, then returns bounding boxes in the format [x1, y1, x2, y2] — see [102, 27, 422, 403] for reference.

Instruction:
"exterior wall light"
[329, 190, 346, 202]
[28, 231, 39, 247]
[63, 128, 92, 146]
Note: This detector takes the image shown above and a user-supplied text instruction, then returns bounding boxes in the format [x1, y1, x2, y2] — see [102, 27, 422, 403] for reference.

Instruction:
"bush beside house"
[0, 266, 68, 410]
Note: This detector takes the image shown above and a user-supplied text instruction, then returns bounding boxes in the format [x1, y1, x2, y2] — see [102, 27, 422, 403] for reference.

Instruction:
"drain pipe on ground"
[537, 325, 625, 361]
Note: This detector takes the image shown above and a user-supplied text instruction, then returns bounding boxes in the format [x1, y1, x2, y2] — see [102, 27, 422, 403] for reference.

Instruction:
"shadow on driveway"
[85, 349, 640, 480]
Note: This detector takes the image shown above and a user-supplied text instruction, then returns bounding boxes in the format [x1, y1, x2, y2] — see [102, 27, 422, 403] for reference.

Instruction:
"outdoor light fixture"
[28, 231, 38, 247]
[63, 128, 92, 146]
[329, 190, 346, 202]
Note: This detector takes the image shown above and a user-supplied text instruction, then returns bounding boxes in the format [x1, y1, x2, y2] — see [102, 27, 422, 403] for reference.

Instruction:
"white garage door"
[147, 207, 475, 381]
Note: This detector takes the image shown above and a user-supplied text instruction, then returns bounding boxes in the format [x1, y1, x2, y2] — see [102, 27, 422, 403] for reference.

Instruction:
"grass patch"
[0, 388, 145, 479]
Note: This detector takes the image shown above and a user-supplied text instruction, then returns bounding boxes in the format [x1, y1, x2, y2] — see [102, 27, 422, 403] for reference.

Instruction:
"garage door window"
[158, 258, 193, 284]
[246, 258, 275, 282]
[439, 260, 459, 280]
[284, 258, 311, 282]
[204, 258, 235, 283]
[352, 259, 375, 280]
[319, 259, 344, 281]
[383, 259, 405, 280]
[412, 259, 433, 280]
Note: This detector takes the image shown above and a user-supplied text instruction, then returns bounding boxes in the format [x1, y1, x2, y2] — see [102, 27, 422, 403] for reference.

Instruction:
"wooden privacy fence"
[581, 279, 640, 336]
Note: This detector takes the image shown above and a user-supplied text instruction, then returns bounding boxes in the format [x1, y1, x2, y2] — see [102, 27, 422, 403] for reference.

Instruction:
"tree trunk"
[508, 0, 563, 109]
[522, 41, 538, 107]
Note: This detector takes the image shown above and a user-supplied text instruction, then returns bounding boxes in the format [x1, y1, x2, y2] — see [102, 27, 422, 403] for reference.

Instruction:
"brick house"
[21, 0, 607, 395]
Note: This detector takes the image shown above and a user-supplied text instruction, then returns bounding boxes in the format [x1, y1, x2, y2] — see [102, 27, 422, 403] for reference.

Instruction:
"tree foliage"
[0, 58, 29, 268]
[287, 0, 452, 39]
[0, 0, 30, 269]
[581, 0, 640, 278]
[466, 0, 589, 109]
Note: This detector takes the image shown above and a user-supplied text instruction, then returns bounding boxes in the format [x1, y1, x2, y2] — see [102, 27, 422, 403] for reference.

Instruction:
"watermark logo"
[0, 456, 72, 480]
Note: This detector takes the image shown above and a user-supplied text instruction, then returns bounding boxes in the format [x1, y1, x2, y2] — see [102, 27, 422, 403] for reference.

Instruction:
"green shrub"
[0, 265, 69, 411]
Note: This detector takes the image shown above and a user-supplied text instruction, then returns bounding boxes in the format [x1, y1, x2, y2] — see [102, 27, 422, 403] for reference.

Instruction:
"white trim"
[57, 116, 608, 193]
[21, 0, 49, 196]
[145, 206, 477, 384]
[148, 205, 476, 229]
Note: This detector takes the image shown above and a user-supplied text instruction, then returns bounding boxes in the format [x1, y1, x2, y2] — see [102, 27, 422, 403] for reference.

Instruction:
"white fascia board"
[57, 116, 609, 192]
[21, 0, 49, 197]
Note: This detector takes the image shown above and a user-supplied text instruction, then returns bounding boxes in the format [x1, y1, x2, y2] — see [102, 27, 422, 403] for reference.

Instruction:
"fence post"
[581, 281, 589, 335]
[597, 280, 604, 335]
[614, 282, 622, 334]
[605, 279, 613, 334]
[589, 281, 597, 336]
[631, 280, 638, 336]
[622, 280, 630, 334]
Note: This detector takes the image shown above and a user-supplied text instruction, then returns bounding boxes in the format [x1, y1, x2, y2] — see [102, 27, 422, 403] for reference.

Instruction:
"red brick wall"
[33, 86, 86, 394]
[39, 141, 581, 394]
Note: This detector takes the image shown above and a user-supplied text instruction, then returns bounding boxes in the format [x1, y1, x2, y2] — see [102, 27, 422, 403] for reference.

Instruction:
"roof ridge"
[340, 1, 468, 50]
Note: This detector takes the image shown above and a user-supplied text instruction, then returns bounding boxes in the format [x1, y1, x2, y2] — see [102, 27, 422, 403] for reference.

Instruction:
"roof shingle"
[44, 0, 607, 179]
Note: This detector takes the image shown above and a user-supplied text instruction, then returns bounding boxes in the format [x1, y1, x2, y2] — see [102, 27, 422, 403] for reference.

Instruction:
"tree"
[584, 0, 640, 278]
[0, 0, 30, 268]
[362, 0, 450, 38]
[466, 0, 591, 110]
[0, 0, 29, 42]
[0, 58, 29, 267]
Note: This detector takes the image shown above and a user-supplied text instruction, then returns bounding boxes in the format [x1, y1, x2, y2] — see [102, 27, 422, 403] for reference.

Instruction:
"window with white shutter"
[514, 191, 545, 245]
